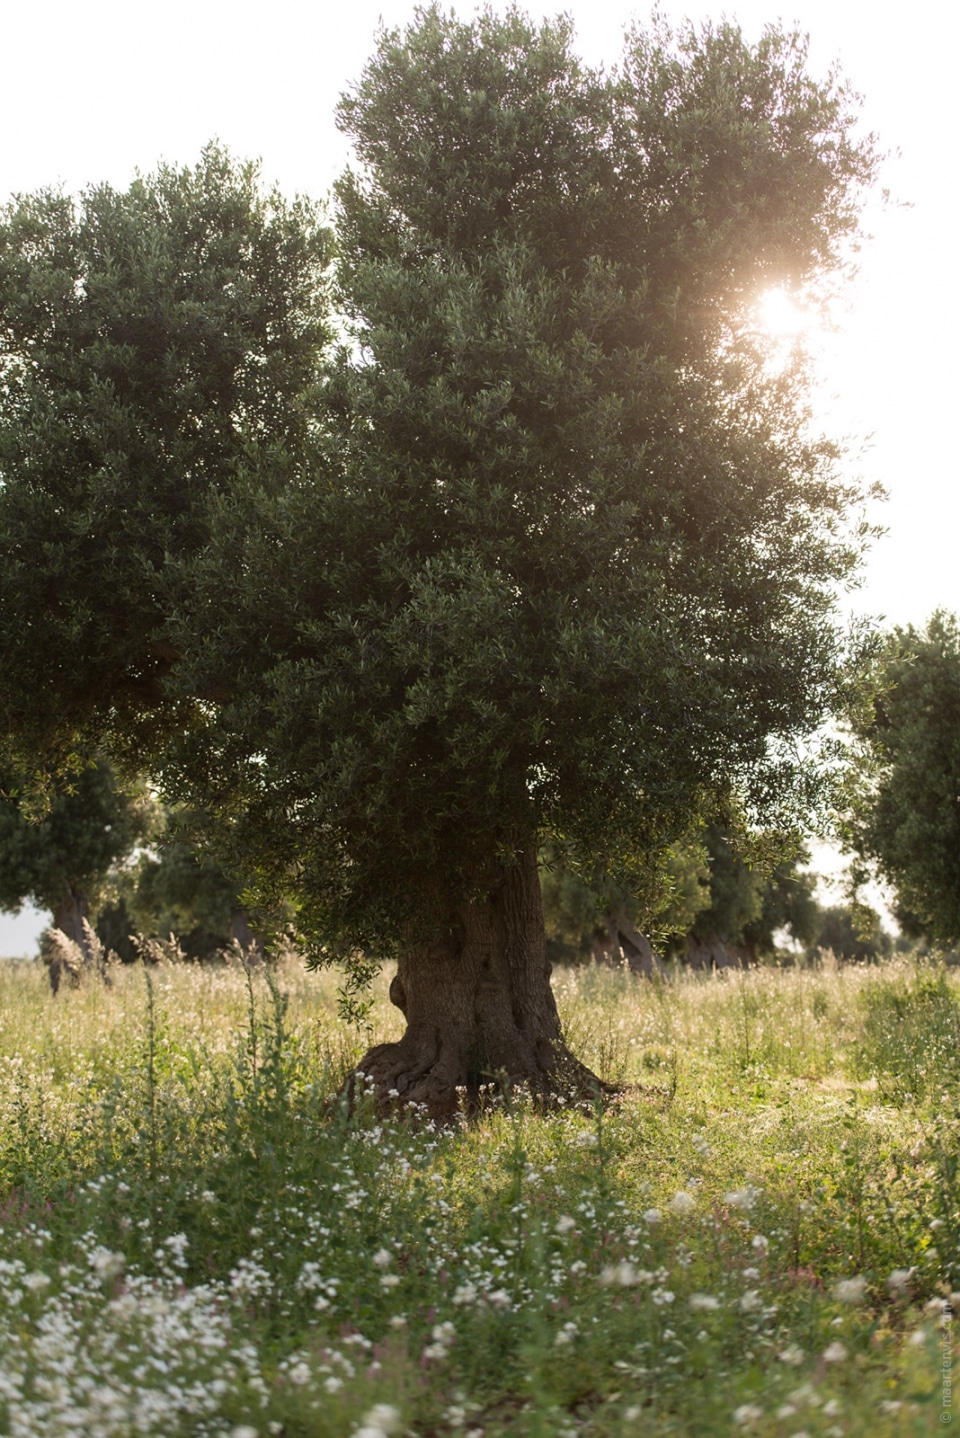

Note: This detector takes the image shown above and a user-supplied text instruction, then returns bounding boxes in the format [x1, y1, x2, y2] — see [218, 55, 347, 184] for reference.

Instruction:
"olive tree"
[0, 145, 331, 782]
[0, 760, 145, 948]
[161, 8, 877, 1113]
[845, 612, 960, 946]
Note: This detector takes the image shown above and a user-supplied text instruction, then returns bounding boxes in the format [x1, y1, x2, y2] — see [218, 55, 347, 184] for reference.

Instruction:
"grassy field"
[0, 952, 956, 1437]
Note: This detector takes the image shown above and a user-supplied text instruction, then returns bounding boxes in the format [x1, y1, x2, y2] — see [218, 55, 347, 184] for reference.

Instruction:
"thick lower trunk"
[53, 887, 94, 959]
[44, 887, 93, 994]
[686, 933, 754, 969]
[591, 915, 665, 978]
[229, 910, 262, 959]
[352, 848, 608, 1120]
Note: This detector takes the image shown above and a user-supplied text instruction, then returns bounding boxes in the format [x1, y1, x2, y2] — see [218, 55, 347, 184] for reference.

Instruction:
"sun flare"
[755, 287, 812, 342]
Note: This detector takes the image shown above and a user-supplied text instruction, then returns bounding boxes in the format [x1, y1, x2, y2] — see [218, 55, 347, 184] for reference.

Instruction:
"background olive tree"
[0, 760, 146, 950]
[0, 145, 331, 787]
[845, 611, 960, 948]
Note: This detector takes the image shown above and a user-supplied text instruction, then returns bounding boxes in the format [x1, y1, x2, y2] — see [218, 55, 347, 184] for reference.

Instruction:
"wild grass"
[0, 952, 955, 1436]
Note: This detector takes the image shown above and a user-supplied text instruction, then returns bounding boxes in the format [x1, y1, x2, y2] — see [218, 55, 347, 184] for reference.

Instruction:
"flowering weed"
[0, 955, 954, 1434]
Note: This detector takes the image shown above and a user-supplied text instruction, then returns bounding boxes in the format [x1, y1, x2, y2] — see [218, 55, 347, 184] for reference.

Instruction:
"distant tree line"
[2, 764, 903, 970]
[5, 609, 959, 972]
[541, 820, 898, 969]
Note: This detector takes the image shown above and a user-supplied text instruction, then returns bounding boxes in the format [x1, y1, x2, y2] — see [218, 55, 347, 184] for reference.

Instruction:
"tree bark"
[229, 909, 262, 960]
[53, 886, 92, 958]
[352, 847, 609, 1120]
[591, 915, 665, 978]
[686, 933, 754, 970]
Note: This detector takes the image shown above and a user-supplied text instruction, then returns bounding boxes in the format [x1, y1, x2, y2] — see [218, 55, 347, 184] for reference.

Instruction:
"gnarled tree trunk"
[353, 847, 608, 1120]
[53, 885, 96, 962]
[43, 886, 94, 994]
[686, 933, 755, 970]
[229, 909, 262, 960]
[591, 915, 665, 978]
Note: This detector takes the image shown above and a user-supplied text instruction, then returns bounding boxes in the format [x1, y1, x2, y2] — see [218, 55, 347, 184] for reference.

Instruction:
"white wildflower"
[380, 1273, 401, 1290]
[343, 1332, 372, 1349]
[372, 1247, 392, 1269]
[725, 1185, 761, 1211]
[641, 1208, 661, 1225]
[288, 1361, 311, 1385]
[361, 1404, 401, 1435]
[668, 1191, 695, 1216]
[600, 1262, 641, 1287]
[739, 1290, 763, 1313]
[424, 1319, 456, 1359]
[778, 1345, 804, 1365]
[888, 1267, 914, 1294]
[689, 1293, 720, 1311]
[453, 1281, 478, 1305]
[555, 1215, 576, 1235]
[88, 1247, 125, 1282]
[163, 1231, 190, 1269]
[833, 1275, 868, 1304]
[230, 1258, 273, 1299]
[324, 1375, 343, 1393]
[297, 1261, 324, 1292]
[733, 1403, 763, 1424]
[823, 1341, 847, 1362]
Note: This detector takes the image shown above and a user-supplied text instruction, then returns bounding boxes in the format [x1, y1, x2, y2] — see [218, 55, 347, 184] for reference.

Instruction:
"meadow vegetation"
[0, 953, 954, 1436]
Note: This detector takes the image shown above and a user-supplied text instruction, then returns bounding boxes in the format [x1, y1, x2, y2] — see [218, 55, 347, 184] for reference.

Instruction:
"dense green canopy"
[164, 8, 877, 956]
[1, 9, 878, 985]
[0, 760, 145, 926]
[846, 612, 960, 947]
[0, 145, 331, 780]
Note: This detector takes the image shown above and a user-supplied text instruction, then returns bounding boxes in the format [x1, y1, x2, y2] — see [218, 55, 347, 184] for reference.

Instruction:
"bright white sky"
[1, 0, 956, 952]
